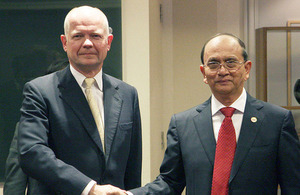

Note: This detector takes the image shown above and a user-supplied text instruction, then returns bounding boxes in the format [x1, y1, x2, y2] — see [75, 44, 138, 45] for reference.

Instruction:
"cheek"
[68, 40, 82, 49]
[205, 74, 214, 81]
[238, 72, 248, 82]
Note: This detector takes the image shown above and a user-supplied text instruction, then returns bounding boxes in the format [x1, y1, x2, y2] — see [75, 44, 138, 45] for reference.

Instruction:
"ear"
[107, 34, 114, 51]
[200, 65, 208, 84]
[244, 60, 252, 81]
[60, 35, 67, 52]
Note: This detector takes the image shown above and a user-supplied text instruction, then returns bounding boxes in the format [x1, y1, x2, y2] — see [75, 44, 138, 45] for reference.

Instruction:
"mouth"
[80, 53, 96, 56]
[216, 79, 232, 84]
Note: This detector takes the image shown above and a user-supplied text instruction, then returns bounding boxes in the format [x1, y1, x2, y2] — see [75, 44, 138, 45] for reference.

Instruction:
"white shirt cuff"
[81, 180, 97, 195]
[126, 191, 134, 195]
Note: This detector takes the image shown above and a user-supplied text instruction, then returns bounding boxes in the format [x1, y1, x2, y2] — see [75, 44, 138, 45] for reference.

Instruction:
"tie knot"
[220, 107, 235, 117]
[85, 78, 95, 89]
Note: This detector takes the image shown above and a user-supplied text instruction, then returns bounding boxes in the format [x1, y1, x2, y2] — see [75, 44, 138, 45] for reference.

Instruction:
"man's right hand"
[89, 184, 127, 195]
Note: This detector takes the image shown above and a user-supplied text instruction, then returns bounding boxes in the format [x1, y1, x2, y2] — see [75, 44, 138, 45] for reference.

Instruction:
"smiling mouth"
[217, 80, 231, 84]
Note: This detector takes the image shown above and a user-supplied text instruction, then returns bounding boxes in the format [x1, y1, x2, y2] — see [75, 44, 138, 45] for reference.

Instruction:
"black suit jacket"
[130, 94, 300, 195]
[18, 66, 142, 194]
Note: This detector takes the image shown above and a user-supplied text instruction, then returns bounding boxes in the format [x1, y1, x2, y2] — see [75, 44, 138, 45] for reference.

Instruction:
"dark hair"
[200, 33, 248, 64]
[294, 79, 300, 104]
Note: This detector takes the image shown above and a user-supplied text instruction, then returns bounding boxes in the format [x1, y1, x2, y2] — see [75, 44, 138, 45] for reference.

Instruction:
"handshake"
[88, 184, 131, 195]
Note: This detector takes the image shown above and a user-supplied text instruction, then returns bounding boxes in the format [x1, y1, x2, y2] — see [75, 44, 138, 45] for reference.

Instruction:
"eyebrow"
[224, 57, 238, 61]
[207, 56, 238, 62]
[207, 57, 220, 62]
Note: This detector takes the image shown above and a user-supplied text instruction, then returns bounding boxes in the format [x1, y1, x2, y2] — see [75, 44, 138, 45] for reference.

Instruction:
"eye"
[225, 60, 239, 68]
[72, 34, 83, 39]
[207, 61, 220, 69]
[207, 61, 219, 65]
[226, 60, 237, 64]
[91, 34, 103, 39]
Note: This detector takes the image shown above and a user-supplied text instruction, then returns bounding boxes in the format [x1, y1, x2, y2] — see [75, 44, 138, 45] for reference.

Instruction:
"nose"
[83, 38, 93, 48]
[217, 64, 229, 74]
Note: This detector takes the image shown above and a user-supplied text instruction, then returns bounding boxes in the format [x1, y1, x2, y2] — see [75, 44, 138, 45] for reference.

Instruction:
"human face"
[61, 7, 113, 75]
[200, 35, 251, 102]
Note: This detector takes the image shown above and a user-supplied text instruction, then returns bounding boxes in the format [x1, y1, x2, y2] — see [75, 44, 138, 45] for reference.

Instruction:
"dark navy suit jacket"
[130, 94, 300, 195]
[18, 66, 142, 194]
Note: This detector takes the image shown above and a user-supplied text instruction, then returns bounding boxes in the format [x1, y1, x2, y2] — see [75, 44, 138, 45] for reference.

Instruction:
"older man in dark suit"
[129, 33, 300, 195]
[18, 6, 141, 195]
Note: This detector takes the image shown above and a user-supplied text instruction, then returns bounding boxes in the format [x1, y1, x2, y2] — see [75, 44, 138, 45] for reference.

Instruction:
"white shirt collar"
[211, 88, 247, 116]
[70, 65, 103, 91]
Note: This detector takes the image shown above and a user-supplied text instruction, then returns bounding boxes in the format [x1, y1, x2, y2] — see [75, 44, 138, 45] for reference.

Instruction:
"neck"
[70, 64, 102, 78]
[82, 70, 100, 78]
[214, 91, 243, 107]
[217, 98, 235, 107]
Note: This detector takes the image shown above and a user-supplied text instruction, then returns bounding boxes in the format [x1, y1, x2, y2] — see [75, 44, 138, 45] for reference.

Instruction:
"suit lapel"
[57, 67, 104, 152]
[103, 74, 122, 161]
[193, 99, 216, 165]
[230, 94, 264, 182]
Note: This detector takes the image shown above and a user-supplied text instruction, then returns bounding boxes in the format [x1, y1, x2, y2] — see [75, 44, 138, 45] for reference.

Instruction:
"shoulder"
[26, 67, 65, 87]
[246, 95, 294, 129]
[247, 94, 290, 116]
[173, 99, 210, 121]
[22, 70, 65, 99]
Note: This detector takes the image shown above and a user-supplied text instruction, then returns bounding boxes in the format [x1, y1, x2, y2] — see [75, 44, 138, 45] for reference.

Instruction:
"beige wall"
[172, 0, 216, 112]
[122, 0, 152, 185]
[149, 0, 165, 180]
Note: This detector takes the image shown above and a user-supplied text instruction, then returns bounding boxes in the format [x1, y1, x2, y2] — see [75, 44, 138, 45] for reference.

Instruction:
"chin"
[216, 83, 232, 89]
[216, 87, 233, 95]
[80, 60, 99, 66]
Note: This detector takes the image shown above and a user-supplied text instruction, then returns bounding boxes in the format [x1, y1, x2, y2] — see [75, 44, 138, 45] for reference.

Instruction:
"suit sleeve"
[18, 82, 91, 195]
[278, 110, 300, 194]
[130, 114, 186, 195]
[124, 88, 142, 190]
[4, 123, 28, 195]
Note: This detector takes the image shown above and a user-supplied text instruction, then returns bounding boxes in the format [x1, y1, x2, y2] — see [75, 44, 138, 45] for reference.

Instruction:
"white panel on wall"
[291, 32, 300, 106]
[266, 31, 288, 106]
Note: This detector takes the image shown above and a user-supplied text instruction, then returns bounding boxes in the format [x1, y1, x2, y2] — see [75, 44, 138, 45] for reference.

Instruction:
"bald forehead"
[64, 6, 108, 34]
[68, 6, 103, 19]
[203, 35, 244, 62]
[204, 35, 243, 56]
[206, 35, 240, 48]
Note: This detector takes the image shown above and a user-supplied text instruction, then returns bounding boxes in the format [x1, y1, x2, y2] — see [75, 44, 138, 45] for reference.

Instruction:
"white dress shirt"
[70, 65, 104, 195]
[211, 88, 247, 142]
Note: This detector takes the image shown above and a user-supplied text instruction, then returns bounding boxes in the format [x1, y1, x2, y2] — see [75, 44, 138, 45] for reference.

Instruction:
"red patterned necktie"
[211, 107, 236, 195]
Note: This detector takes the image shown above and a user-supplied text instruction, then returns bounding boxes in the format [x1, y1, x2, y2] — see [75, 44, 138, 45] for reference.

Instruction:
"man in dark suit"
[18, 6, 141, 195]
[129, 33, 300, 195]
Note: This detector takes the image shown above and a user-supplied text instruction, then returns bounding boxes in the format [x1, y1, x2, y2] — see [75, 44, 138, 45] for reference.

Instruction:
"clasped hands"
[89, 184, 128, 195]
